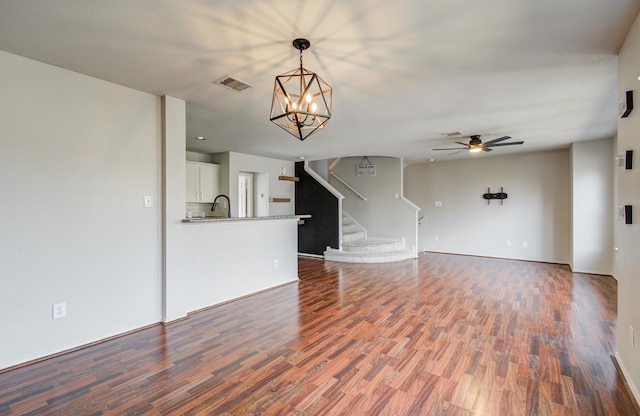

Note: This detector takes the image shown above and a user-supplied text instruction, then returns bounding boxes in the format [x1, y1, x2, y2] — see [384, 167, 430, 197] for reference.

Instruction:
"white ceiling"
[1, 0, 638, 163]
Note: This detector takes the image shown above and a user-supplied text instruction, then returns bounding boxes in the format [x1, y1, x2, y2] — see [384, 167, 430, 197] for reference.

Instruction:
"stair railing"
[329, 172, 367, 200]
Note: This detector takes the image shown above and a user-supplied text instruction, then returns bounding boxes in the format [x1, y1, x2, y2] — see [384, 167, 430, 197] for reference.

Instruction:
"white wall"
[0, 51, 163, 369]
[162, 96, 187, 323]
[212, 151, 295, 217]
[404, 150, 571, 263]
[211, 151, 230, 196]
[186, 151, 214, 163]
[332, 156, 419, 254]
[184, 219, 299, 312]
[570, 138, 614, 274]
[309, 160, 329, 180]
[615, 10, 640, 402]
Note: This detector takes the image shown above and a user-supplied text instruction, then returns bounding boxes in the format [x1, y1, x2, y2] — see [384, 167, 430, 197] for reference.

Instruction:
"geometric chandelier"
[270, 38, 332, 141]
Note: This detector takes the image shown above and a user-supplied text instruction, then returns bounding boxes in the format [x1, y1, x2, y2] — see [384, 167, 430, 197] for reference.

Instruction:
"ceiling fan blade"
[487, 141, 524, 147]
[483, 147, 493, 152]
[448, 149, 467, 156]
[454, 141, 471, 147]
[433, 147, 466, 151]
[482, 136, 511, 146]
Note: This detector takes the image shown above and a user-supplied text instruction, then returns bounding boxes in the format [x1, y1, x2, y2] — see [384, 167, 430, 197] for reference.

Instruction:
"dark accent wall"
[295, 162, 339, 255]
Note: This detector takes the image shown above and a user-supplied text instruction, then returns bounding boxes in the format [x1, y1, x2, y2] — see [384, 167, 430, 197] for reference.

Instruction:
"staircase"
[323, 214, 414, 263]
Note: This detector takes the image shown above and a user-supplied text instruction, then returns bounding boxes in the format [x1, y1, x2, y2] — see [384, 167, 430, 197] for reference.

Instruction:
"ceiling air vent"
[213, 75, 253, 92]
[442, 131, 463, 137]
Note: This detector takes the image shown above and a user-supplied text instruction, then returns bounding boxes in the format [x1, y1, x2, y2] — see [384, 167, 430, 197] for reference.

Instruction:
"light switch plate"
[144, 195, 153, 208]
[52, 302, 66, 319]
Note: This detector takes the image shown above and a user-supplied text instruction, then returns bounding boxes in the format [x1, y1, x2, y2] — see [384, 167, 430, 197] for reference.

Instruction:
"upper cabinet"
[186, 161, 219, 203]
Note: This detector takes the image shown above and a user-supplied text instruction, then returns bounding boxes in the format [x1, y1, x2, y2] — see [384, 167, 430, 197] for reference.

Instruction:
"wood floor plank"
[1, 253, 638, 415]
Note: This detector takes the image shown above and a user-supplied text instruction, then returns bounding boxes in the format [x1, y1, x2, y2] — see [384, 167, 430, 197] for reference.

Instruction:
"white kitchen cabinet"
[186, 161, 219, 203]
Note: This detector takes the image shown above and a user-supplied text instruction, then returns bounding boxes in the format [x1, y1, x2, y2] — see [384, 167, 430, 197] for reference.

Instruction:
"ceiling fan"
[433, 135, 524, 155]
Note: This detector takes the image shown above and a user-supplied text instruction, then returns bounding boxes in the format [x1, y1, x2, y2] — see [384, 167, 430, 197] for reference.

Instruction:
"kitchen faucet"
[211, 194, 231, 218]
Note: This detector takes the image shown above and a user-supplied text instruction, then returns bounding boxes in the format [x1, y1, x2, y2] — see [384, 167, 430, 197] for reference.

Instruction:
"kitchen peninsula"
[179, 151, 303, 314]
[183, 213, 308, 313]
[182, 214, 308, 223]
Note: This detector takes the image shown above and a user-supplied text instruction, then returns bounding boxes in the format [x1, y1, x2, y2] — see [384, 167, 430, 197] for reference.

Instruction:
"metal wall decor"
[618, 150, 634, 169]
[483, 187, 508, 205]
[625, 150, 633, 169]
[619, 90, 634, 118]
[625, 205, 633, 224]
[356, 156, 376, 176]
[270, 38, 332, 141]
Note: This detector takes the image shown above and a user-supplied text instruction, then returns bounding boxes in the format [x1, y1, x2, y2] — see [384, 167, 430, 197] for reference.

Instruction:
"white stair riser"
[336, 212, 412, 263]
[324, 248, 414, 263]
[341, 216, 363, 236]
[342, 232, 366, 242]
[342, 224, 360, 233]
[343, 241, 405, 253]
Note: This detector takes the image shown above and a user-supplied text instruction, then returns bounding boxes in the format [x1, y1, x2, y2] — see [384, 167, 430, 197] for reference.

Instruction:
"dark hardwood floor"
[1, 253, 638, 415]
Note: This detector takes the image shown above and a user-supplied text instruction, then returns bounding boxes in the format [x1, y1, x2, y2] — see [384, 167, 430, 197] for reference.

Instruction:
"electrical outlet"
[506, 240, 511, 247]
[52, 302, 66, 320]
[274, 259, 279, 268]
[522, 241, 528, 248]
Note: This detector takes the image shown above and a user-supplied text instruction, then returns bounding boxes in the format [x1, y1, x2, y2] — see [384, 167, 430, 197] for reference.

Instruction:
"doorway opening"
[239, 172, 269, 218]
[238, 172, 253, 218]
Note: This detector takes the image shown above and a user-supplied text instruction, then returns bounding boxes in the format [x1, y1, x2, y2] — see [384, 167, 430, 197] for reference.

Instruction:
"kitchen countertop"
[182, 215, 310, 223]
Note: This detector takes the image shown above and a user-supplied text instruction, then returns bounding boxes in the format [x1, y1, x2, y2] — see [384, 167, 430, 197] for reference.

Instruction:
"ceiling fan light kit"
[270, 38, 332, 141]
[433, 135, 524, 155]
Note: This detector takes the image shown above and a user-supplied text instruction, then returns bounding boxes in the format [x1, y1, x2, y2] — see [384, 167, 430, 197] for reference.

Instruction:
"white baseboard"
[570, 267, 613, 276]
[298, 252, 324, 259]
[613, 353, 640, 408]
